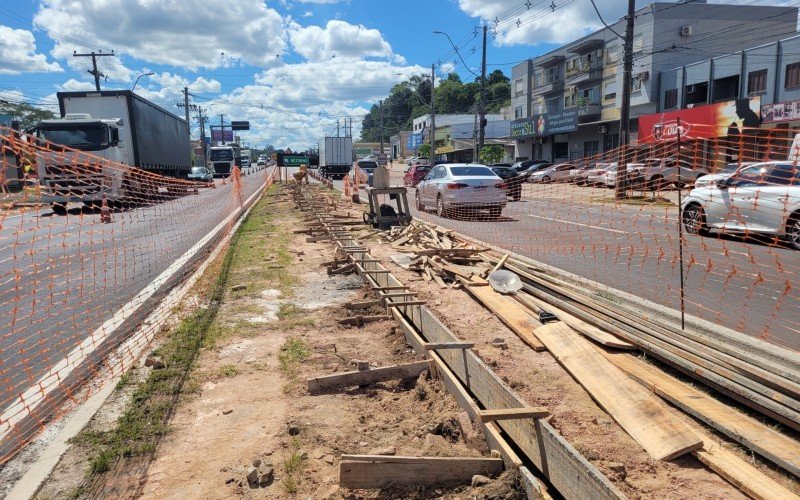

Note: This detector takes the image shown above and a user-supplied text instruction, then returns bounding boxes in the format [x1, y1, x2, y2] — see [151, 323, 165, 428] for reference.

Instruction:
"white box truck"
[34, 90, 191, 213]
[318, 136, 353, 179]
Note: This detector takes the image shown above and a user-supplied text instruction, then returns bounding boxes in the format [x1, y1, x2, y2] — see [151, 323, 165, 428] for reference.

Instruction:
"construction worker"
[293, 163, 309, 185]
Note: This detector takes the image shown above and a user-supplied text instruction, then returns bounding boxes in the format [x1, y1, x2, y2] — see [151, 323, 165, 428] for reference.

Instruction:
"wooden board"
[533, 322, 702, 461]
[339, 455, 503, 489]
[516, 293, 634, 350]
[603, 350, 800, 478]
[307, 360, 430, 394]
[461, 282, 546, 352]
[478, 407, 549, 422]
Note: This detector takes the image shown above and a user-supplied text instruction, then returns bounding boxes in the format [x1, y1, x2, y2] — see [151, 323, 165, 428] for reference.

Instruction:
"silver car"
[681, 161, 800, 249]
[415, 163, 507, 218]
[529, 163, 574, 183]
[641, 158, 709, 190]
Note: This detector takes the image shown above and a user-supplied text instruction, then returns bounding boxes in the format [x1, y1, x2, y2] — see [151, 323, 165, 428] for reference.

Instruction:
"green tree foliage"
[0, 101, 56, 131]
[417, 143, 430, 158]
[479, 144, 504, 165]
[360, 70, 511, 142]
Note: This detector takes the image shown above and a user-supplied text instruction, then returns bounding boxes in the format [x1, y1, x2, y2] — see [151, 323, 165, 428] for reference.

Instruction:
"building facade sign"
[406, 132, 424, 150]
[511, 109, 578, 139]
[761, 99, 800, 124]
[640, 97, 761, 143]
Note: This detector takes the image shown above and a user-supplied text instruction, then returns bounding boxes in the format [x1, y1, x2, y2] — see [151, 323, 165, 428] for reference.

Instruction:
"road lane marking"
[0, 175, 269, 438]
[527, 214, 628, 234]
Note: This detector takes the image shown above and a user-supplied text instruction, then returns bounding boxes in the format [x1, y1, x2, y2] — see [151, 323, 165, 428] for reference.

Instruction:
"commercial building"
[646, 33, 800, 164]
[389, 131, 413, 159]
[509, 1, 797, 163]
[434, 121, 513, 163]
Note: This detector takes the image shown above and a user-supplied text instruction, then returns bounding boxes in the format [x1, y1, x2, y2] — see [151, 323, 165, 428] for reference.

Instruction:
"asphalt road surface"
[0, 171, 265, 424]
[312, 164, 799, 351]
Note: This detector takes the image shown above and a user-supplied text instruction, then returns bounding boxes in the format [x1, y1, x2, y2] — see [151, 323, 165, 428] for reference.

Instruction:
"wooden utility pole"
[430, 64, 436, 162]
[615, 0, 636, 199]
[479, 25, 488, 151]
[72, 50, 115, 91]
[379, 100, 384, 155]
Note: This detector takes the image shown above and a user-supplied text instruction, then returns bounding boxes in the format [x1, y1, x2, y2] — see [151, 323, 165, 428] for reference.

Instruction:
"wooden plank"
[516, 293, 635, 350]
[488, 253, 509, 276]
[533, 322, 702, 461]
[339, 456, 504, 489]
[385, 300, 426, 307]
[307, 360, 430, 394]
[461, 281, 547, 352]
[694, 440, 800, 500]
[337, 314, 392, 326]
[424, 342, 475, 350]
[519, 466, 553, 500]
[603, 350, 800, 477]
[371, 285, 409, 291]
[344, 299, 382, 309]
[479, 407, 549, 422]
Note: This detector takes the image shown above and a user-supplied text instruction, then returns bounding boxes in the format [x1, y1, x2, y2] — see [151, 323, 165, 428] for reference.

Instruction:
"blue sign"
[511, 109, 578, 139]
[406, 132, 423, 150]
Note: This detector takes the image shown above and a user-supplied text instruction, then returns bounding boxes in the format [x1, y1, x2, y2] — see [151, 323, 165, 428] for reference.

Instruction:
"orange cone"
[100, 195, 112, 223]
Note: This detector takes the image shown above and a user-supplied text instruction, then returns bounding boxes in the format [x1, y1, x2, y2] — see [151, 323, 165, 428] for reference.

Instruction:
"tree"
[417, 143, 431, 158]
[0, 101, 56, 131]
[479, 144, 503, 165]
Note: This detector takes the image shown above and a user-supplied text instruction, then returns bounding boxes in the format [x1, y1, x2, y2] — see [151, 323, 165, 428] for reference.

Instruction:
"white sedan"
[681, 161, 800, 249]
[529, 163, 574, 183]
[694, 162, 757, 189]
[415, 163, 507, 219]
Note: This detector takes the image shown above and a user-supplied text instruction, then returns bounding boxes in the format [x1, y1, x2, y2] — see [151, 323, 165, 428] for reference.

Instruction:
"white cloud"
[33, 0, 288, 72]
[296, 0, 344, 3]
[302, 11, 314, 17]
[0, 25, 62, 74]
[457, 0, 629, 46]
[289, 20, 392, 61]
[149, 72, 222, 93]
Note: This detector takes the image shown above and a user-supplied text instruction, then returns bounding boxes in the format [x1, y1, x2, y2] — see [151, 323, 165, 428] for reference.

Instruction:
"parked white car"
[641, 158, 709, 190]
[575, 162, 612, 186]
[586, 163, 617, 186]
[529, 163, 574, 183]
[681, 161, 800, 249]
[415, 163, 507, 219]
[603, 163, 644, 188]
[694, 162, 757, 189]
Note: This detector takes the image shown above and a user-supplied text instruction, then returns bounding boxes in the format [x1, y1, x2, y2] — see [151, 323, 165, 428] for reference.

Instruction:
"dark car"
[404, 164, 432, 187]
[188, 166, 213, 183]
[490, 163, 513, 168]
[491, 166, 523, 201]
[517, 162, 553, 182]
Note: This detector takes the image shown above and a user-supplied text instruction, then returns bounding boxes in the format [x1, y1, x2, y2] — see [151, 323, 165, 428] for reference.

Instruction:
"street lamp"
[131, 71, 154, 91]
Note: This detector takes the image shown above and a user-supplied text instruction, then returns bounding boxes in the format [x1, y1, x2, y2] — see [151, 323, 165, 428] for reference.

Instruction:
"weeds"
[281, 438, 306, 493]
[217, 364, 239, 378]
[115, 372, 131, 391]
[278, 337, 311, 376]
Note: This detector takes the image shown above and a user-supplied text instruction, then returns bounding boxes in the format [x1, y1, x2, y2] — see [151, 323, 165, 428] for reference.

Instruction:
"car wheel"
[786, 212, 800, 250]
[52, 203, 67, 215]
[682, 204, 709, 236]
[436, 195, 447, 218]
[647, 176, 664, 191]
[489, 206, 502, 219]
[542, 176, 551, 183]
[415, 191, 425, 211]
[674, 181, 687, 189]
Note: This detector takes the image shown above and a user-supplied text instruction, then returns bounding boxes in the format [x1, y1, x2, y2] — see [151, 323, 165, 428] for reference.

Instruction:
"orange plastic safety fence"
[403, 124, 800, 352]
[0, 126, 275, 462]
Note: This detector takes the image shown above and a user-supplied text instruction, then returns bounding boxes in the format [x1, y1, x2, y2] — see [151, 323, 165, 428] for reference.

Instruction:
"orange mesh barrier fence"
[0, 126, 275, 462]
[402, 124, 800, 352]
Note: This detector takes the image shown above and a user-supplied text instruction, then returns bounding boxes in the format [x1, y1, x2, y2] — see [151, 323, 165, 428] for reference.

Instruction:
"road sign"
[282, 155, 309, 166]
[231, 121, 250, 131]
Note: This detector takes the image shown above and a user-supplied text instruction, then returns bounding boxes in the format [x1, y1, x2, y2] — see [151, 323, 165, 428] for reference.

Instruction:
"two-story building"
[510, 1, 797, 163]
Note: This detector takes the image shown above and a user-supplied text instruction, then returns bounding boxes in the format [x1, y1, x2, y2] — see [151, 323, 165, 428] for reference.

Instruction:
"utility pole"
[72, 50, 115, 91]
[473, 109, 478, 162]
[616, 0, 636, 200]
[337, 119, 340, 137]
[197, 107, 208, 167]
[219, 114, 226, 145]
[379, 100, 384, 155]
[430, 63, 436, 162]
[479, 24, 488, 152]
[183, 87, 191, 162]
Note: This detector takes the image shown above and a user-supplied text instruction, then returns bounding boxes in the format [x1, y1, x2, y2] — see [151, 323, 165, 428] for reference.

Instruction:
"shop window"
[747, 69, 767, 94]
[584, 140, 599, 157]
[664, 89, 678, 109]
[785, 62, 800, 89]
[545, 97, 560, 113]
[564, 93, 577, 108]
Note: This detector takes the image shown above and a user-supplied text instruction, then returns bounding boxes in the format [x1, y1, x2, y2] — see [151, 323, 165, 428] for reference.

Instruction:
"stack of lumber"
[385, 221, 490, 287]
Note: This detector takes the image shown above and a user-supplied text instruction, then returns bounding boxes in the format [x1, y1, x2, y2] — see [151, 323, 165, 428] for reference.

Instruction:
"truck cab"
[209, 145, 239, 178]
[35, 113, 127, 212]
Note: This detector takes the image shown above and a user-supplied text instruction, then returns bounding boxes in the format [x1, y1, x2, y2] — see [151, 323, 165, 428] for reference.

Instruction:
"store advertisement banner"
[639, 97, 761, 143]
[511, 109, 578, 139]
[761, 99, 800, 124]
[406, 132, 424, 150]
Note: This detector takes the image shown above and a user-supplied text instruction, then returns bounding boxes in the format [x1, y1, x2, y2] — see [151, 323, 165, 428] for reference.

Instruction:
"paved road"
[0, 171, 266, 421]
[318, 164, 799, 351]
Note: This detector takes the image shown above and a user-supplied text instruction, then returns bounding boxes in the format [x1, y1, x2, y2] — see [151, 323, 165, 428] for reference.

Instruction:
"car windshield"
[210, 149, 233, 161]
[191, 167, 206, 174]
[39, 124, 107, 151]
[492, 167, 515, 178]
[358, 161, 378, 169]
[415, 166, 431, 173]
[449, 166, 495, 177]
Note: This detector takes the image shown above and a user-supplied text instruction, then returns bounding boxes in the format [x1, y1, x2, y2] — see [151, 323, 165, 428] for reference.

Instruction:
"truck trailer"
[34, 90, 191, 213]
[318, 136, 353, 179]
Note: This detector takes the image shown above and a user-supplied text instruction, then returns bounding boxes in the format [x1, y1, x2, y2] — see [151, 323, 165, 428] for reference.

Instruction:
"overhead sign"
[406, 132, 424, 150]
[231, 121, 250, 131]
[639, 97, 761, 143]
[211, 129, 233, 142]
[511, 109, 578, 139]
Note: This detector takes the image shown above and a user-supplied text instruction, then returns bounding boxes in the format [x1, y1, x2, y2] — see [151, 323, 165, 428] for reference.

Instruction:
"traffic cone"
[100, 195, 112, 223]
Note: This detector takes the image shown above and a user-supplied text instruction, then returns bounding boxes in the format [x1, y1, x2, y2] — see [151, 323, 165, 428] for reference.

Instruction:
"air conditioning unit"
[598, 124, 609, 134]
[680, 26, 693, 37]
[570, 86, 578, 95]
[637, 71, 650, 81]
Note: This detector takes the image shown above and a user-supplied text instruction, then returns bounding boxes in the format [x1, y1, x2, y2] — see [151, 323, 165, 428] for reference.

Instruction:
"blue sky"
[0, 0, 777, 149]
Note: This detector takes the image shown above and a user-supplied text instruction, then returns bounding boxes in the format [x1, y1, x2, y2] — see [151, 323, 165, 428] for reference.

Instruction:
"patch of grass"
[68, 486, 86, 499]
[281, 438, 306, 494]
[217, 364, 239, 378]
[278, 337, 311, 376]
[115, 372, 131, 391]
[590, 195, 675, 207]
[277, 303, 305, 320]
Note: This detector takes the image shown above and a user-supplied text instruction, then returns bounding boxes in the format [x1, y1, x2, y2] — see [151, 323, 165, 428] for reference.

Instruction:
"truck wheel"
[52, 203, 67, 215]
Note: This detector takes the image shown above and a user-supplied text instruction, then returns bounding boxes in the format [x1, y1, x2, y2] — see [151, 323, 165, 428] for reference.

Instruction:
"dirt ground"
[35, 186, 525, 499]
[363, 221, 800, 499]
